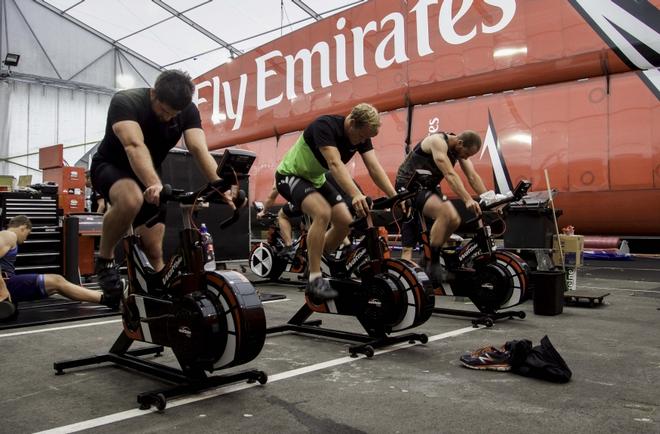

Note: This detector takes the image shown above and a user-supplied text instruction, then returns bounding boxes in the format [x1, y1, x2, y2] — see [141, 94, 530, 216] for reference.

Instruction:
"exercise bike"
[267, 195, 434, 358]
[396, 170, 531, 327]
[54, 150, 268, 411]
[250, 201, 390, 283]
[249, 203, 309, 282]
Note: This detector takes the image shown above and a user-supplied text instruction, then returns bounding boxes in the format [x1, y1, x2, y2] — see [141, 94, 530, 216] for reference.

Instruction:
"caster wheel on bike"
[139, 393, 166, 411]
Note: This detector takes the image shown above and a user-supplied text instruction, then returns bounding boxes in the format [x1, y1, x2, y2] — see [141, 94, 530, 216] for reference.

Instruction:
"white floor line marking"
[35, 325, 479, 434]
[578, 286, 660, 294]
[0, 319, 123, 338]
[0, 299, 288, 339]
[583, 266, 660, 272]
[261, 298, 290, 304]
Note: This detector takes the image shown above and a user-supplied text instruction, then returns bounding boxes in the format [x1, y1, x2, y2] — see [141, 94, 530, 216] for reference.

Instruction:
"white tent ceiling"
[0, 0, 365, 179]
[40, 0, 364, 79]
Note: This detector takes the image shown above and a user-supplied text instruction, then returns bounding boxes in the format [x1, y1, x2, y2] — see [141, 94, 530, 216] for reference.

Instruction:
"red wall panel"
[609, 74, 657, 190]
[567, 78, 609, 192]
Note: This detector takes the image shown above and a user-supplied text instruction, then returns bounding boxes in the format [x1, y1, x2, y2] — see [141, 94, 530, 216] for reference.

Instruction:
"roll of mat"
[583, 236, 620, 249]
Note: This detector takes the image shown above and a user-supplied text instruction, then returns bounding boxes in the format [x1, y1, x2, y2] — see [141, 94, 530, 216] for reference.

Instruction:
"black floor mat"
[0, 292, 284, 331]
[0, 301, 119, 330]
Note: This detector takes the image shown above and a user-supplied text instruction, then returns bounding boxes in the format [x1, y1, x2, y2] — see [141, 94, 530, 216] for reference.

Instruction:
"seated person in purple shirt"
[0, 215, 118, 320]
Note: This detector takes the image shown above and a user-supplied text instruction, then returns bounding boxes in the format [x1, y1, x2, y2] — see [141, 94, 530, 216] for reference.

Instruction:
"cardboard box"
[43, 167, 86, 191]
[39, 144, 64, 169]
[58, 193, 85, 215]
[553, 235, 584, 267]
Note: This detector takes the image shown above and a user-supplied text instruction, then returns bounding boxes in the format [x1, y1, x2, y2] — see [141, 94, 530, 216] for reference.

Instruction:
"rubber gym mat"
[0, 301, 118, 330]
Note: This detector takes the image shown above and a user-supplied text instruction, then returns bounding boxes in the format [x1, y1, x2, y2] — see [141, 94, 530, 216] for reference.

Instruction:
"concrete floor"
[1, 258, 659, 434]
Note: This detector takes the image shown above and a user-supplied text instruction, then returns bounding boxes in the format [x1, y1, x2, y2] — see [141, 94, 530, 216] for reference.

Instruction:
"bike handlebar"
[144, 179, 247, 228]
[352, 170, 531, 229]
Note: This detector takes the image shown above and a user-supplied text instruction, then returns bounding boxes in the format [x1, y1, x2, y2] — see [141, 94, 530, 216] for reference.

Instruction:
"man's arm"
[184, 128, 239, 209]
[0, 231, 16, 259]
[97, 198, 107, 214]
[0, 276, 10, 302]
[184, 128, 220, 182]
[318, 146, 369, 217]
[360, 150, 397, 197]
[0, 231, 12, 301]
[112, 120, 162, 204]
[427, 135, 481, 214]
[258, 183, 279, 218]
[458, 158, 487, 195]
[263, 183, 279, 209]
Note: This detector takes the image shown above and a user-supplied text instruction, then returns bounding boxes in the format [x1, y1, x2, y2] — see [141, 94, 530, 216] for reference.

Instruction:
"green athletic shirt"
[277, 115, 373, 187]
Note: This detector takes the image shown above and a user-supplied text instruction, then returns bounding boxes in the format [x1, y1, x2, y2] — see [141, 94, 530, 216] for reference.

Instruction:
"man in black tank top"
[395, 131, 487, 273]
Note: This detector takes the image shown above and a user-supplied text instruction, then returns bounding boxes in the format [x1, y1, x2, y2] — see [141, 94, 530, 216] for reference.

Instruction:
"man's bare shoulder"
[0, 230, 17, 246]
[422, 133, 449, 154]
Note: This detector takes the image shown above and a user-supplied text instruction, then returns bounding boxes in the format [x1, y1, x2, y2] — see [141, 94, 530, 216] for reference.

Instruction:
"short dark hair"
[8, 215, 32, 230]
[153, 70, 194, 111]
[458, 130, 482, 153]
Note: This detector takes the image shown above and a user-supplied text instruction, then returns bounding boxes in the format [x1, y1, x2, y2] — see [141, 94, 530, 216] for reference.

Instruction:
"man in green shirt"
[275, 103, 397, 300]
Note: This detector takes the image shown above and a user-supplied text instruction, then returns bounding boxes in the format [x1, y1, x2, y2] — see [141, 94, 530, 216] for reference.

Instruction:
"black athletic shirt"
[395, 132, 458, 187]
[277, 115, 374, 187]
[304, 115, 374, 167]
[94, 88, 202, 170]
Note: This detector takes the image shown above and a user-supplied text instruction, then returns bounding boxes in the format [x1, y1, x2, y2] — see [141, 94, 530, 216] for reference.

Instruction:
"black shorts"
[400, 215, 435, 248]
[281, 202, 303, 219]
[395, 179, 443, 214]
[6, 274, 47, 303]
[90, 159, 164, 227]
[396, 179, 442, 248]
[275, 172, 343, 211]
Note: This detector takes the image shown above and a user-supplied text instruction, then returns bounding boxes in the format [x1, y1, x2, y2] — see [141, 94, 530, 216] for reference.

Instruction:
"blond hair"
[349, 103, 381, 133]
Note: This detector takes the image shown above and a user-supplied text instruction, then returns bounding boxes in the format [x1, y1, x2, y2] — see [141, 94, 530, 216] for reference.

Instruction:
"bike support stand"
[53, 331, 267, 410]
[267, 304, 428, 358]
[432, 307, 526, 328]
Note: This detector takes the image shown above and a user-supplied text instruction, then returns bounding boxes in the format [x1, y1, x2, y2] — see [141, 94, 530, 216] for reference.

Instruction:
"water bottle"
[199, 223, 216, 271]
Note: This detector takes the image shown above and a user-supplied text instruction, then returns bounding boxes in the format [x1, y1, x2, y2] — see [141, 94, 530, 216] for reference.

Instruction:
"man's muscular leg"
[301, 193, 331, 276]
[325, 202, 352, 252]
[422, 195, 461, 285]
[99, 179, 144, 259]
[301, 193, 337, 299]
[96, 178, 144, 293]
[423, 195, 461, 248]
[135, 223, 166, 272]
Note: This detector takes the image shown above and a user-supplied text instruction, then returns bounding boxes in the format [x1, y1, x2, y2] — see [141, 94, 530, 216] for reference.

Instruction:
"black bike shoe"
[100, 285, 122, 311]
[95, 257, 122, 293]
[277, 245, 297, 261]
[0, 299, 17, 321]
[425, 261, 447, 287]
[306, 276, 338, 301]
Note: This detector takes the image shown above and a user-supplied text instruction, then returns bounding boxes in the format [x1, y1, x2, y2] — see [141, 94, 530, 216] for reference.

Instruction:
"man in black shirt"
[91, 70, 227, 294]
[275, 103, 397, 299]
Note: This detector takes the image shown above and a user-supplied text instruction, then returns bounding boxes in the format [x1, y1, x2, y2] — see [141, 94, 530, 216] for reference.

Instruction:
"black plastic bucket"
[531, 270, 566, 316]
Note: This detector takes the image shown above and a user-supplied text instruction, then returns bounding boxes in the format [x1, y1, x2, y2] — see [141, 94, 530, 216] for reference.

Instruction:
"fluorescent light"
[509, 133, 532, 145]
[493, 47, 527, 58]
[3, 53, 20, 67]
[116, 74, 135, 89]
